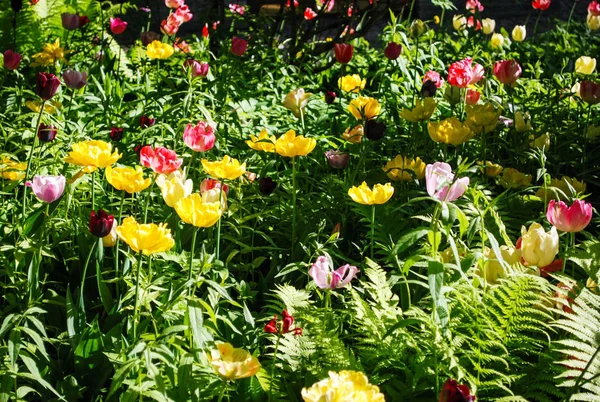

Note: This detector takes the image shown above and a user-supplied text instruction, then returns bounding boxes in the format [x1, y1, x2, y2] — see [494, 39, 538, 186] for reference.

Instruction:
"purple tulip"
[37, 123, 57, 142]
[62, 69, 87, 89]
[425, 162, 469, 202]
[325, 150, 349, 169]
[25, 175, 66, 203]
[61, 12, 80, 30]
[308, 256, 358, 290]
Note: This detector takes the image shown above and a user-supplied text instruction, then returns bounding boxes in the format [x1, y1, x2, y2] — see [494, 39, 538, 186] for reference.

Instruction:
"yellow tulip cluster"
[428, 117, 474, 146]
[175, 194, 222, 228]
[301, 371, 385, 402]
[274, 130, 317, 158]
[338, 74, 366, 93]
[202, 155, 246, 180]
[106, 166, 152, 194]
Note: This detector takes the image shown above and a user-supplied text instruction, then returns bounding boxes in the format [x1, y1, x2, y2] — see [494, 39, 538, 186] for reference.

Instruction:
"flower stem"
[269, 334, 282, 402]
[143, 177, 156, 224]
[370, 205, 376, 260]
[291, 157, 297, 257]
[188, 228, 198, 295]
[216, 381, 227, 402]
[22, 100, 46, 218]
[133, 252, 144, 339]
[115, 191, 125, 298]
[91, 170, 96, 212]
[80, 238, 99, 311]
[216, 181, 223, 259]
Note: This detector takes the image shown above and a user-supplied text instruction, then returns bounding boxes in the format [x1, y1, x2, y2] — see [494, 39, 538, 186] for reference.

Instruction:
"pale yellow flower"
[208, 343, 261, 381]
[383, 155, 426, 181]
[246, 129, 276, 152]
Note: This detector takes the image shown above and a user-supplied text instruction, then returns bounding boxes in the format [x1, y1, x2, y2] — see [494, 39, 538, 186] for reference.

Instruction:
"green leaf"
[389, 227, 429, 259]
[428, 260, 448, 331]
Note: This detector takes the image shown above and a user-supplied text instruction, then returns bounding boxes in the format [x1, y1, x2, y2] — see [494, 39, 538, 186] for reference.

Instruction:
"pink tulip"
[175, 5, 193, 22]
[62, 69, 88, 89]
[183, 121, 215, 152]
[546, 199, 593, 232]
[3, 50, 21, 70]
[493, 59, 522, 85]
[447, 57, 484, 88]
[161, 15, 180, 35]
[109, 17, 127, 35]
[200, 178, 229, 195]
[466, 0, 484, 12]
[423, 70, 444, 88]
[231, 37, 248, 56]
[139, 145, 183, 174]
[183, 60, 210, 78]
[165, 0, 184, 8]
[466, 89, 480, 104]
[308, 256, 358, 290]
[26, 175, 66, 203]
[590, 1, 600, 16]
[425, 162, 470, 202]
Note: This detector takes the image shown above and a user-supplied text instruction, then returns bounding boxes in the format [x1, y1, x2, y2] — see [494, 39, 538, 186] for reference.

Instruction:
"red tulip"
[109, 17, 127, 35]
[89, 209, 115, 238]
[258, 177, 277, 195]
[546, 199, 593, 232]
[304, 7, 317, 20]
[79, 15, 89, 27]
[263, 310, 301, 335]
[264, 317, 278, 333]
[439, 379, 476, 402]
[447, 57, 484, 88]
[589, 1, 600, 16]
[580, 80, 600, 104]
[3, 50, 21, 70]
[110, 127, 123, 141]
[140, 115, 156, 128]
[384, 42, 402, 60]
[334, 43, 353, 64]
[36, 72, 61, 100]
[183, 121, 215, 151]
[38, 123, 57, 142]
[466, 89, 481, 105]
[532, 0, 550, 10]
[493, 59, 522, 85]
[231, 37, 248, 56]
[202, 23, 209, 38]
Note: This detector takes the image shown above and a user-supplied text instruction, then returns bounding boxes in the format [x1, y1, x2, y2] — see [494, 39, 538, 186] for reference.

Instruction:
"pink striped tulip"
[308, 256, 358, 290]
[546, 199, 593, 232]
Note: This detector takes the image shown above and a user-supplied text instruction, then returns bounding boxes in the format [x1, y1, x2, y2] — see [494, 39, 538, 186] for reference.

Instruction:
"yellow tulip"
[246, 129, 276, 152]
[529, 133, 551, 150]
[175, 194, 222, 228]
[348, 96, 381, 120]
[31, 38, 67, 66]
[535, 176, 587, 201]
[465, 103, 500, 134]
[478, 161, 503, 177]
[575, 56, 596, 75]
[348, 182, 394, 205]
[400, 98, 437, 122]
[116, 216, 174, 255]
[515, 111, 533, 132]
[156, 170, 193, 208]
[201, 155, 246, 180]
[520, 223, 559, 268]
[25, 100, 62, 114]
[275, 130, 316, 157]
[146, 40, 174, 59]
[0, 157, 26, 181]
[301, 371, 385, 402]
[208, 343, 261, 381]
[106, 166, 152, 194]
[587, 12, 600, 30]
[453, 15, 466, 31]
[478, 246, 521, 284]
[490, 33, 504, 49]
[382, 155, 426, 181]
[102, 220, 118, 247]
[341, 125, 364, 143]
[482, 18, 496, 34]
[428, 117, 474, 146]
[201, 188, 228, 212]
[282, 88, 312, 118]
[512, 25, 526, 42]
[499, 168, 532, 189]
[338, 74, 366, 93]
[65, 140, 122, 172]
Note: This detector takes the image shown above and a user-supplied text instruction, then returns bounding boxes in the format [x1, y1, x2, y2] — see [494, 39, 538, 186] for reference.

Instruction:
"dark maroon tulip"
[231, 37, 248, 56]
[259, 177, 277, 195]
[384, 42, 402, 60]
[580, 80, 600, 104]
[439, 379, 476, 402]
[79, 15, 89, 27]
[61, 12, 80, 30]
[62, 69, 88, 89]
[37, 123, 57, 142]
[89, 209, 115, 238]
[110, 127, 123, 141]
[36, 72, 61, 101]
[11, 0, 22, 13]
[325, 150, 350, 169]
[365, 119, 386, 141]
[334, 43, 353, 64]
[421, 80, 437, 97]
[140, 115, 156, 129]
[325, 91, 337, 104]
[4, 50, 21, 70]
[140, 31, 161, 46]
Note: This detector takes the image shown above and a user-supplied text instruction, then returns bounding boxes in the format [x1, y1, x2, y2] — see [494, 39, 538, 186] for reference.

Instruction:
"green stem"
[567, 0, 577, 28]
[533, 11, 542, 38]
[216, 381, 227, 402]
[133, 252, 144, 339]
[79, 236, 98, 310]
[66, 89, 75, 122]
[291, 157, 297, 257]
[22, 100, 46, 217]
[188, 228, 198, 295]
[370, 205, 376, 260]
[143, 178, 156, 224]
[431, 203, 441, 259]
[115, 191, 125, 298]
[269, 334, 281, 402]
[216, 181, 223, 259]
[91, 170, 96, 212]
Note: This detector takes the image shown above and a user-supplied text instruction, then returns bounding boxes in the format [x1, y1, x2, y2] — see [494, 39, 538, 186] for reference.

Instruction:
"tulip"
[183, 121, 215, 152]
[36, 72, 60, 101]
[532, 0, 550, 11]
[590, 1, 600, 16]
[11, 0, 22, 12]
[31, 38, 66, 67]
[512, 25, 526, 41]
[161, 16, 180, 36]
[338, 74, 366, 93]
[110, 127, 123, 141]
[400, 98, 437, 122]
[421, 80, 438, 98]
[116, 216, 174, 255]
[425, 162, 469, 202]
[478, 161, 503, 177]
[304, 7, 317, 20]
[175, 194, 222, 228]
[466, 0, 483, 12]
[302, 371, 384, 402]
[334, 43, 353, 64]
[348, 182, 394, 205]
[38, 123, 57, 142]
[89, 209, 115, 238]
[3, 50, 21, 70]
[588, 11, 600, 30]
[61, 12, 80, 30]
[465, 89, 480, 105]
[247, 129, 276, 152]
[546, 199, 593, 232]
[202, 155, 246, 180]
[275, 130, 317, 157]
[106, 166, 152, 194]
[482, 18, 495, 34]
[183, 59, 210, 78]
[156, 170, 193, 208]
[447, 58, 484, 88]
[580, 80, 600, 104]
[282, 88, 312, 118]
[529, 133, 551, 150]
[466, 16, 481, 31]
[423, 70, 444, 88]
[102, 219, 118, 247]
[384, 42, 402, 60]
[341, 125, 364, 143]
[515, 111, 533, 132]
[140, 31, 161, 46]
[428, 117, 474, 146]
[309, 256, 358, 289]
[65, 140, 121, 172]
[26, 175, 66, 203]
[520, 223, 559, 267]
[165, 0, 183, 8]
[264, 310, 302, 335]
[208, 343, 261, 381]
[200, 179, 229, 195]
[575, 56, 596, 74]
[175, 5, 193, 22]
[139, 146, 183, 174]
[146, 40, 174, 59]
[1, 157, 26, 181]
[479, 246, 521, 284]
[465, 103, 501, 134]
[490, 33, 504, 49]
[493, 60, 522, 85]
[364, 119, 386, 141]
[62, 69, 87, 89]
[438, 379, 476, 402]
[325, 150, 350, 169]
[453, 15, 467, 30]
[409, 19, 427, 37]
[109, 17, 127, 34]
[325, 91, 337, 104]
[348, 96, 381, 120]
[258, 177, 277, 195]
[140, 115, 156, 128]
[231, 37, 248, 56]
[499, 168, 532, 189]
[383, 155, 426, 182]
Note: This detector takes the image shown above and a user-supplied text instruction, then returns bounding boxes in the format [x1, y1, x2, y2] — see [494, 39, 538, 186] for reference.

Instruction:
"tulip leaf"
[389, 227, 429, 259]
[428, 260, 449, 331]
[20, 200, 60, 237]
[96, 259, 114, 314]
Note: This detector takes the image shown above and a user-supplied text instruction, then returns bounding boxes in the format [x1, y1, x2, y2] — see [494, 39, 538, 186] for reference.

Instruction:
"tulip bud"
[512, 25, 526, 42]
[325, 91, 337, 104]
[580, 80, 600, 104]
[62, 69, 88, 89]
[409, 19, 427, 38]
[588, 12, 600, 30]
[200, 178, 229, 195]
[520, 223, 559, 268]
[183, 59, 210, 78]
[110, 17, 127, 35]
[453, 15, 467, 31]
[575, 56, 596, 75]
[36, 72, 61, 101]
[61, 12, 80, 30]
[38, 123, 57, 142]
[140, 115, 156, 128]
[421, 80, 437, 98]
[490, 33, 504, 49]
[383, 42, 402, 60]
[102, 219, 118, 247]
[482, 18, 495, 34]
[325, 150, 350, 169]
[364, 119, 386, 141]
[333, 43, 353, 64]
[89, 209, 115, 238]
[465, 89, 480, 105]
[231, 37, 248, 56]
[258, 177, 277, 195]
[515, 111, 532, 132]
[110, 127, 124, 141]
[3, 50, 21, 70]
